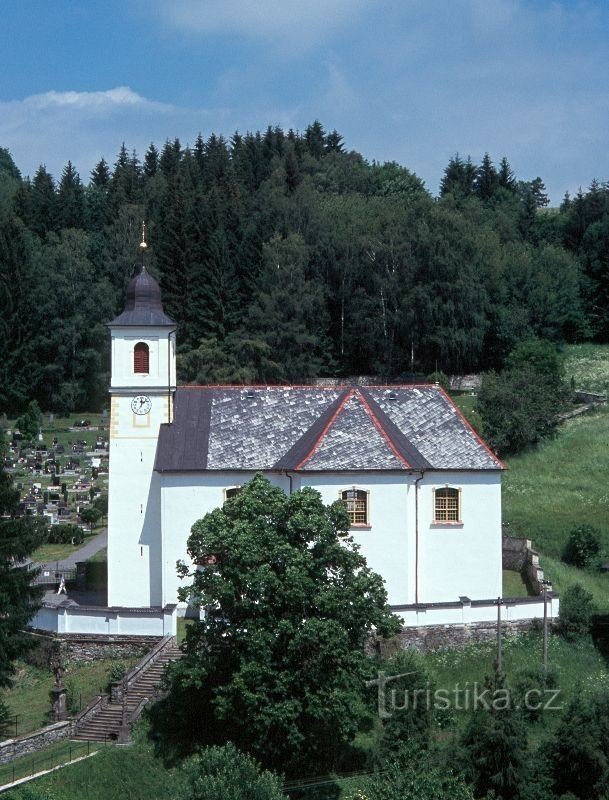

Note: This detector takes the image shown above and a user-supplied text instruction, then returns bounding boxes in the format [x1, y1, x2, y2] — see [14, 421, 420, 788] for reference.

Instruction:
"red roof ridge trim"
[356, 390, 411, 468]
[295, 388, 356, 470]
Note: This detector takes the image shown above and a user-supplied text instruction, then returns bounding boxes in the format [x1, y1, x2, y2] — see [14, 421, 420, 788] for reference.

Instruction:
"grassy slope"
[564, 343, 609, 393]
[3, 729, 176, 799]
[2, 658, 138, 737]
[503, 406, 609, 606]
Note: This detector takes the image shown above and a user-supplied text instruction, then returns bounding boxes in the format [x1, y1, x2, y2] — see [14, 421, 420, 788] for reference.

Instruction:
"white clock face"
[131, 395, 152, 415]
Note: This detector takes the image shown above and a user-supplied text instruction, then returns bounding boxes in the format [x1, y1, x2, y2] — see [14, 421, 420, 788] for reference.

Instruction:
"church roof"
[154, 385, 503, 473]
[108, 267, 175, 327]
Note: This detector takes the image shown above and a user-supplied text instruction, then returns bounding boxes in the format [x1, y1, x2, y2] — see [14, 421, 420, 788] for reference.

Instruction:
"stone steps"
[72, 640, 182, 742]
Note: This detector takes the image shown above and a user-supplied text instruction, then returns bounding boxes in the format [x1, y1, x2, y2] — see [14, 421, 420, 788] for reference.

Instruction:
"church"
[104, 262, 507, 629]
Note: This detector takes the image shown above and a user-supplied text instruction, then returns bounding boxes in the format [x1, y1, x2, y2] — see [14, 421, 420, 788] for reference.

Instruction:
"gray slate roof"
[154, 385, 502, 473]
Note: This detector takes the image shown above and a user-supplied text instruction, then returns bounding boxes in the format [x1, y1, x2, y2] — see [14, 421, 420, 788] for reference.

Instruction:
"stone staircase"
[71, 636, 182, 742]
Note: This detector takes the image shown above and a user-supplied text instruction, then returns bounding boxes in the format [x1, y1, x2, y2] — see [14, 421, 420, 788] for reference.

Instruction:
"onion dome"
[108, 267, 175, 327]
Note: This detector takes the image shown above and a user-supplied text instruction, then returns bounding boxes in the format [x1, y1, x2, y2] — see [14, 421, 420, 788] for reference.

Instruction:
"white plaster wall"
[107, 325, 174, 609]
[110, 328, 176, 391]
[160, 472, 291, 607]
[418, 472, 502, 603]
[297, 473, 413, 607]
[30, 605, 177, 636]
[159, 470, 502, 610]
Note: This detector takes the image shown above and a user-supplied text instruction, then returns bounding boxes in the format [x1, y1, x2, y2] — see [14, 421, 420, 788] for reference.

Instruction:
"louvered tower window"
[134, 342, 149, 374]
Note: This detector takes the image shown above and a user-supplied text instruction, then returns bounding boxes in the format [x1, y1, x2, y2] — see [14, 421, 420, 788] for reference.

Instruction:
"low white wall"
[30, 603, 177, 637]
[393, 596, 559, 627]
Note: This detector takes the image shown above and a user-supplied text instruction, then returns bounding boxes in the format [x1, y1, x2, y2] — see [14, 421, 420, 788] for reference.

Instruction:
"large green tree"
[0, 431, 46, 688]
[162, 474, 400, 777]
[477, 340, 569, 455]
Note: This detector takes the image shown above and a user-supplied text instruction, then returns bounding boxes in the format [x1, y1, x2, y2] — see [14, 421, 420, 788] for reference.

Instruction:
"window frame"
[432, 486, 462, 525]
[339, 487, 371, 528]
[223, 486, 242, 503]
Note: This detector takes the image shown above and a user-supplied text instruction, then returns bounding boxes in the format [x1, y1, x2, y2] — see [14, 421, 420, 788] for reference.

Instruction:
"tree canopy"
[161, 473, 399, 777]
[0, 128, 606, 414]
[0, 430, 45, 688]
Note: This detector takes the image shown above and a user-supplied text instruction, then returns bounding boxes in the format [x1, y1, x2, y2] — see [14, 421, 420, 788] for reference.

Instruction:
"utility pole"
[542, 581, 550, 674]
[496, 596, 502, 675]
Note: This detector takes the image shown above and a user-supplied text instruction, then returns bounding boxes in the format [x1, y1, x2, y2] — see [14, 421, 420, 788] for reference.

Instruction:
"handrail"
[123, 635, 175, 691]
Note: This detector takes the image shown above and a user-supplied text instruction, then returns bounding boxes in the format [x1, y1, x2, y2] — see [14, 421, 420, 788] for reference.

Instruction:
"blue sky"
[1, 0, 607, 203]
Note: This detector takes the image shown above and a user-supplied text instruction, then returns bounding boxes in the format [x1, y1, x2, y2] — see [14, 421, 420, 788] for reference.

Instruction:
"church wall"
[160, 471, 291, 607]
[297, 472, 413, 607]
[158, 469, 502, 610]
[417, 471, 502, 603]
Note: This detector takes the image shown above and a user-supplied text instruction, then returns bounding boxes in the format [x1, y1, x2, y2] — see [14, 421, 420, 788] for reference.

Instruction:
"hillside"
[1, 132, 608, 416]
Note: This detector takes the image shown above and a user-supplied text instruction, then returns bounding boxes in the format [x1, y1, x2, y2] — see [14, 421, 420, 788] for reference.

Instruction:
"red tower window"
[134, 342, 149, 374]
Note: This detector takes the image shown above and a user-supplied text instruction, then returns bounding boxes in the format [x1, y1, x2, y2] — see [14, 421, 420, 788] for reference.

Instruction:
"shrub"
[562, 524, 602, 569]
[47, 523, 83, 545]
[558, 584, 595, 638]
[175, 743, 284, 800]
[426, 371, 450, 392]
[0, 696, 12, 741]
[477, 339, 569, 455]
[108, 661, 127, 685]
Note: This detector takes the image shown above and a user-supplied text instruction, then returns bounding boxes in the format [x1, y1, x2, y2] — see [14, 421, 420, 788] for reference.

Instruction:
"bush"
[175, 743, 284, 800]
[477, 339, 569, 455]
[558, 584, 595, 638]
[562, 525, 602, 569]
[426, 371, 450, 392]
[108, 661, 127, 685]
[47, 523, 84, 545]
[0, 696, 12, 741]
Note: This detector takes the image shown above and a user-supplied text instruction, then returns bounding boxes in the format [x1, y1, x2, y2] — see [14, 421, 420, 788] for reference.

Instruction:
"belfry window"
[134, 342, 149, 374]
[434, 487, 461, 522]
[341, 488, 369, 526]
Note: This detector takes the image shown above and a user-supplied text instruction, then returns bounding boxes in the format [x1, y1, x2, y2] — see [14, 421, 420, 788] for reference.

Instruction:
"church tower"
[106, 245, 176, 609]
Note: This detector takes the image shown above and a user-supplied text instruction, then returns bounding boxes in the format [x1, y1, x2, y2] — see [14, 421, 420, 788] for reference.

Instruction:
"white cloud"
[23, 87, 172, 113]
[0, 87, 217, 179]
[158, 0, 368, 50]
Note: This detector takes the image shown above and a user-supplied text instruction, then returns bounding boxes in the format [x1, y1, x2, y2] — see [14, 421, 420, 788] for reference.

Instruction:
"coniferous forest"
[0, 121, 608, 414]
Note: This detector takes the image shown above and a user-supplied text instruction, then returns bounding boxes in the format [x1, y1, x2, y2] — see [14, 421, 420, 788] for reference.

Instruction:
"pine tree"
[143, 143, 159, 178]
[475, 153, 499, 200]
[498, 157, 517, 191]
[30, 166, 57, 238]
[57, 161, 85, 228]
[90, 158, 110, 188]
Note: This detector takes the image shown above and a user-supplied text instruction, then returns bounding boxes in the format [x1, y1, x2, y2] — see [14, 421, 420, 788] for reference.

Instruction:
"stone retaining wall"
[502, 531, 550, 595]
[0, 723, 72, 766]
[29, 632, 159, 664]
[375, 618, 547, 655]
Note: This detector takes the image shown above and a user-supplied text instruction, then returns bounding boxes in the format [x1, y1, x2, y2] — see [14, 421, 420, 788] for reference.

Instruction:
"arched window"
[341, 488, 369, 526]
[134, 342, 149, 374]
[434, 487, 461, 522]
[224, 487, 241, 502]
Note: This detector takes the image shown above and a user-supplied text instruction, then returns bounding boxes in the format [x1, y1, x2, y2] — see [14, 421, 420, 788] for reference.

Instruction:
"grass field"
[31, 531, 103, 564]
[502, 405, 609, 554]
[564, 343, 609, 393]
[3, 727, 177, 800]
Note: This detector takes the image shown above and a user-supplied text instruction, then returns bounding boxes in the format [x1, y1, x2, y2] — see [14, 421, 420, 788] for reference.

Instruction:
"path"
[33, 529, 107, 571]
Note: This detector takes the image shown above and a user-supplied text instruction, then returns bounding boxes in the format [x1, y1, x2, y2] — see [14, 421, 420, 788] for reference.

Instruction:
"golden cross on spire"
[140, 221, 148, 250]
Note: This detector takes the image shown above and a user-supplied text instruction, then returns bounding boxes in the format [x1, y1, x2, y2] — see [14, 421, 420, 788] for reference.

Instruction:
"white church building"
[33, 265, 559, 636]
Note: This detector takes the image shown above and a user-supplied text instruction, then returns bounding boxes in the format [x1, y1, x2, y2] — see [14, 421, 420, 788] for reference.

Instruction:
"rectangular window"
[341, 488, 369, 526]
[434, 487, 461, 522]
